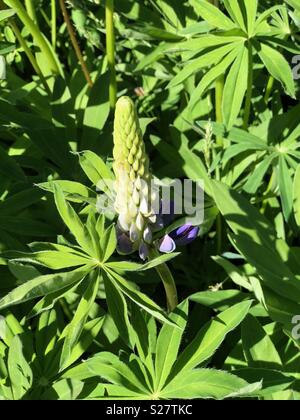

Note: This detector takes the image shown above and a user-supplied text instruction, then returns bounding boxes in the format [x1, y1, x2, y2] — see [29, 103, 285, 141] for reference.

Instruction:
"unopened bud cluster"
[113, 96, 158, 257]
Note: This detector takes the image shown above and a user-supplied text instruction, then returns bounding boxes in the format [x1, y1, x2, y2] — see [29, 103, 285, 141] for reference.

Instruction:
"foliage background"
[0, 0, 300, 400]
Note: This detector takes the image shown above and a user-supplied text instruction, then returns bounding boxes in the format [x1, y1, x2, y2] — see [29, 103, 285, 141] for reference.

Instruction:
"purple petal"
[174, 226, 199, 246]
[139, 242, 149, 261]
[159, 235, 176, 253]
[172, 223, 193, 237]
[117, 233, 134, 255]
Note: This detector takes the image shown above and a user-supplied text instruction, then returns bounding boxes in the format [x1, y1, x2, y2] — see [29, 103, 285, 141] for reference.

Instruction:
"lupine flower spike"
[113, 96, 200, 312]
[113, 96, 157, 260]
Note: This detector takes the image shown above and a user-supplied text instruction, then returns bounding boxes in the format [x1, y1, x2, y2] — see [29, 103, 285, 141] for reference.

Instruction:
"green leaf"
[278, 155, 294, 223]
[81, 72, 110, 149]
[0, 216, 56, 237]
[0, 145, 25, 182]
[63, 351, 149, 395]
[6, 250, 91, 270]
[78, 150, 114, 190]
[8, 336, 32, 400]
[242, 315, 282, 369]
[190, 290, 250, 311]
[67, 316, 105, 368]
[99, 224, 117, 262]
[38, 180, 95, 203]
[222, 44, 248, 129]
[243, 153, 276, 194]
[155, 299, 189, 391]
[169, 43, 240, 88]
[293, 165, 300, 227]
[223, 0, 247, 32]
[135, 42, 172, 71]
[257, 42, 295, 98]
[190, 0, 236, 30]
[189, 46, 240, 109]
[0, 188, 43, 216]
[170, 300, 252, 377]
[231, 234, 300, 303]
[160, 368, 260, 399]
[211, 180, 276, 245]
[53, 183, 94, 256]
[0, 265, 91, 310]
[60, 271, 100, 370]
[104, 268, 177, 328]
[103, 271, 135, 349]
[106, 253, 180, 272]
[244, 0, 258, 35]
[0, 9, 15, 21]
[212, 255, 252, 290]
[234, 368, 294, 397]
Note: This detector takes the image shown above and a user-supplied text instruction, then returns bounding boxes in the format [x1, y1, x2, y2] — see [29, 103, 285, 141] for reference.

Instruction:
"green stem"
[243, 42, 253, 130]
[208, 0, 223, 254]
[24, 0, 37, 24]
[59, 0, 93, 87]
[51, 0, 57, 50]
[264, 76, 274, 104]
[261, 170, 275, 215]
[149, 248, 178, 313]
[215, 74, 224, 148]
[9, 18, 51, 95]
[105, 0, 117, 109]
[2, 0, 60, 74]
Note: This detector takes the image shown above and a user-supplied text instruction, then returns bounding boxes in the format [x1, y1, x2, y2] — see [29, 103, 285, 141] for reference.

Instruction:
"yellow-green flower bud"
[113, 96, 156, 258]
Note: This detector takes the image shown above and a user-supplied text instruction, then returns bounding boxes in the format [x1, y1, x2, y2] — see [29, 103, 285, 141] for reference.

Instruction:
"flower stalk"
[113, 96, 178, 312]
[59, 0, 93, 87]
[9, 18, 51, 95]
[105, 0, 117, 108]
[3, 0, 61, 75]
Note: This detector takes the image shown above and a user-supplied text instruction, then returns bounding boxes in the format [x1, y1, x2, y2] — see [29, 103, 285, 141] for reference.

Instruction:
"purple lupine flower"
[159, 224, 199, 254]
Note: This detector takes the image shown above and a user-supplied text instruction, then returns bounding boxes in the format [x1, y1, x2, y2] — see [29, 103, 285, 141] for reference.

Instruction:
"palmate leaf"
[293, 165, 300, 227]
[0, 145, 25, 182]
[0, 9, 15, 21]
[231, 234, 300, 304]
[38, 180, 96, 204]
[154, 299, 189, 391]
[7, 336, 33, 400]
[0, 265, 92, 311]
[243, 0, 258, 36]
[168, 42, 242, 88]
[53, 183, 95, 257]
[77, 150, 114, 192]
[234, 368, 295, 398]
[189, 45, 240, 109]
[278, 155, 294, 223]
[222, 44, 248, 129]
[285, 0, 300, 12]
[104, 268, 177, 328]
[105, 252, 180, 272]
[59, 271, 100, 371]
[211, 181, 300, 303]
[190, 0, 236, 31]
[190, 290, 250, 311]
[99, 224, 117, 263]
[243, 153, 276, 194]
[242, 315, 282, 369]
[62, 351, 150, 395]
[103, 271, 135, 349]
[168, 300, 252, 379]
[160, 368, 261, 400]
[257, 42, 296, 99]
[3, 249, 91, 270]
